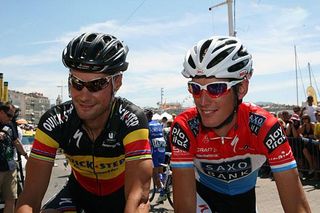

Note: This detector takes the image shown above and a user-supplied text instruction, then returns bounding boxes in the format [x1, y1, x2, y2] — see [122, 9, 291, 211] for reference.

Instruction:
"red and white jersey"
[170, 102, 296, 195]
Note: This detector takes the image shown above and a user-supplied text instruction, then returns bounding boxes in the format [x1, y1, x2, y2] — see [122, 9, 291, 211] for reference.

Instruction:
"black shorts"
[42, 174, 125, 213]
[196, 181, 256, 213]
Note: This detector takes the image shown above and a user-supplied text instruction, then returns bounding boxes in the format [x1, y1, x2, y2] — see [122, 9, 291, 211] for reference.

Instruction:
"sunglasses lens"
[207, 83, 228, 97]
[189, 83, 201, 96]
[188, 82, 229, 98]
[70, 77, 84, 91]
[86, 78, 109, 92]
[69, 75, 110, 92]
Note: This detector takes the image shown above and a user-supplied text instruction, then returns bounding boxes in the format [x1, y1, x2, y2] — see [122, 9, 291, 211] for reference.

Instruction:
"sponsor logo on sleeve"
[43, 113, 67, 131]
[249, 112, 266, 135]
[119, 104, 139, 127]
[201, 158, 252, 182]
[171, 123, 190, 151]
[264, 122, 287, 153]
[42, 105, 73, 132]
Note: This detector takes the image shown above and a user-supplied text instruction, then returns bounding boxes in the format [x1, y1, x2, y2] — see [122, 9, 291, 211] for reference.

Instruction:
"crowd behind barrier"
[260, 137, 320, 180]
[288, 137, 320, 176]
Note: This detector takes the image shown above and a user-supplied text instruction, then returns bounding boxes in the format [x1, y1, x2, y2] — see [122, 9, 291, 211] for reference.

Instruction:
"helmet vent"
[225, 39, 237, 45]
[86, 34, 97, 42]
[105, 47, 117, 61]
[232, 46, 248, 60]
[199, 39, 212, 62]
[188, 56, 196, 69]
[103, 35, 112, 43]
[228, 59, 249, 73]
[207, 46, 235, 69]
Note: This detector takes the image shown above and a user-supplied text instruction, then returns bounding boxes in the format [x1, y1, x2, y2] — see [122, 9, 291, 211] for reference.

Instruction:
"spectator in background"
[163, 119, 173, 153]
[161, 116, 168, 128]
[144, 109, 167, 203]
[299, 114, 316, 177]
[286, 113, 301, 138]
[286, 113, 303, 169]
[0, 102, 28, 213]
[299, 114, 315, 139]
[293, 105, 303, 118]
[313, 112, 320, 140]
[281, 110, 291, 127]
[302, 96, 317, 123]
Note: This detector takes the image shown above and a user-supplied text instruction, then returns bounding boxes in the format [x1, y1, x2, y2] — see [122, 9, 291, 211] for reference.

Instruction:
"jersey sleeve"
[120, 103, 152, 161]
[30, 104, 69, 163]
[170, 110, 196, 169]
[258, 114, 297, 173]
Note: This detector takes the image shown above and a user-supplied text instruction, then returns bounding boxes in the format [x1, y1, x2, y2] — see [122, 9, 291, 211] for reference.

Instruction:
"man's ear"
[114, 74, 123, 92]
[237, 79, 249, 100]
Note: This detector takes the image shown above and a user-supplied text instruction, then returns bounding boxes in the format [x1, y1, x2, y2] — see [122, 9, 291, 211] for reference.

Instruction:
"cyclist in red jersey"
[16, 33, 153, 213]
[170, 36, 311, 213]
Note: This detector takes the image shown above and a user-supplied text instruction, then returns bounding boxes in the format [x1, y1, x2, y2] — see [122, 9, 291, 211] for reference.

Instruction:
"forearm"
[125, 159, 152, 213]
[124, 196, 149, 213]
[274, 169, 311, 213]
[16, 158, 53, 212]
[15, 204, 41, 213]
[13, 139, 27, 156]
[172, 168, 196, 213]
[16, 191, 42, 213]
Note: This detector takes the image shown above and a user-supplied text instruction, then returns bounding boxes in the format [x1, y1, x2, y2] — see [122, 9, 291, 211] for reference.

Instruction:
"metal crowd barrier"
[288, 137, 320, 174]
[259, 137, 320, 177]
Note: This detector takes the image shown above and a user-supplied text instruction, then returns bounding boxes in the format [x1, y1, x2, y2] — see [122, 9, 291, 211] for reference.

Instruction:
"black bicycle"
[149, 152, 173, 208]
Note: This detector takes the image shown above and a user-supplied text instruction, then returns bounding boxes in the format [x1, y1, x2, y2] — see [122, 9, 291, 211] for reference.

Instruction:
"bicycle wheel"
[166, 175, 174, 208]
[149, 181, 156, 202]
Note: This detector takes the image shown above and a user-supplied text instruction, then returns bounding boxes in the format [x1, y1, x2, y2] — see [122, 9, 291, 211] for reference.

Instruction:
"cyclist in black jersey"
[16, 33, 153, 213]
[170, 36, 311, 213]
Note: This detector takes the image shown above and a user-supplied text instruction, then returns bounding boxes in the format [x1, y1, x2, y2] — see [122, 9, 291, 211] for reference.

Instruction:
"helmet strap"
[107, 73, 121, 111]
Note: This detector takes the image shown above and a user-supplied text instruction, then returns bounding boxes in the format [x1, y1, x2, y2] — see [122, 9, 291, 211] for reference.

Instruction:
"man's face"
[0, 107, 14, 124]
[69, 70, 122, 122]
[190, 77, 241, 128]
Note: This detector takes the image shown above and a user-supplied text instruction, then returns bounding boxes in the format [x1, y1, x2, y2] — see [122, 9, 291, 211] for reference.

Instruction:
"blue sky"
[0, 0, 319, 108]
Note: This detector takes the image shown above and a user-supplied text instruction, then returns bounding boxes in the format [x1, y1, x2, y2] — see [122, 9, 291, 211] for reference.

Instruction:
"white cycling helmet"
[182, 36, 253, 79]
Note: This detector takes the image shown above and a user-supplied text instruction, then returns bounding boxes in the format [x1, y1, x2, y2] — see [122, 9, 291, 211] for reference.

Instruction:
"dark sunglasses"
[188, 80, 242, 98]
[69, 74, 115, 92]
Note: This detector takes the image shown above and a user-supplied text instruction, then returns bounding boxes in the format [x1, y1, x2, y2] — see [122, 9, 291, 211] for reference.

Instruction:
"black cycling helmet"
[62, 33, 129, 75]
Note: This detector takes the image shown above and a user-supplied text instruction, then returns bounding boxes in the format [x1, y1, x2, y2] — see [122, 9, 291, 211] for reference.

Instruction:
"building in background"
[9, 90, 51, 124]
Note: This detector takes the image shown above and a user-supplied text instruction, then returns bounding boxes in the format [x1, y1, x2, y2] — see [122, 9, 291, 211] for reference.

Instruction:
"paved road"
[42, 155, 320, 212]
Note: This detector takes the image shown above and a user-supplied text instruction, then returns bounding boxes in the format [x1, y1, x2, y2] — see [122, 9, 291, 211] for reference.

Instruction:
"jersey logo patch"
[201, 158, 252, 182]
[171, 123, 190, 151]
[188, 117, 200, 137]
[264, 122, 287, 153]
[249, 112, 266, 135]
[73, 129, 83, 149]
[102, 131, 121, 148]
